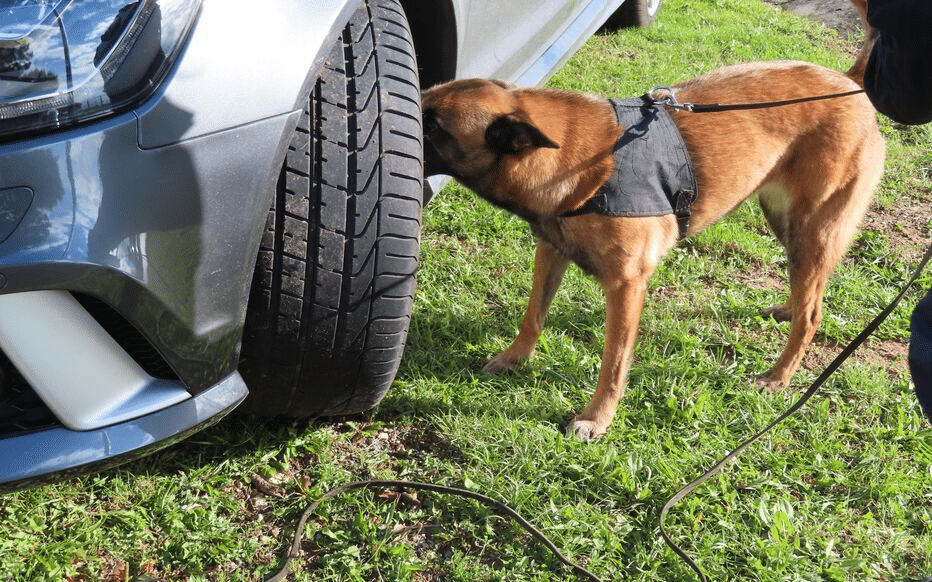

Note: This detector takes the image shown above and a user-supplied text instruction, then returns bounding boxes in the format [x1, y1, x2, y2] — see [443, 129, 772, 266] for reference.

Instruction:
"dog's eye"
[423, 110, 444, 139]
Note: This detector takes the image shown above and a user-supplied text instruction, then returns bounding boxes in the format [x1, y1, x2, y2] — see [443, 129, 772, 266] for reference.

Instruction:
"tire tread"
[241, 0, 421, 416]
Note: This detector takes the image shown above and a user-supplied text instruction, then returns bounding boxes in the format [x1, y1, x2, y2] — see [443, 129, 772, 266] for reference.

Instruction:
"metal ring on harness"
[648, 85, 694, 111]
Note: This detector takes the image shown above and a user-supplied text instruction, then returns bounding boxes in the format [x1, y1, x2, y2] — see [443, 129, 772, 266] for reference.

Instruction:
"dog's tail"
[845, 0, 876, 86]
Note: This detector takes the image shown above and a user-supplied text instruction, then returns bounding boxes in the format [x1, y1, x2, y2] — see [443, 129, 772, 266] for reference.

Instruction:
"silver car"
[0, 0, 661, 489]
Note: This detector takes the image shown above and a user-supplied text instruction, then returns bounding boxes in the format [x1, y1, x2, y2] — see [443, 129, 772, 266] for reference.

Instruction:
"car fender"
[137, 0, 362, 148]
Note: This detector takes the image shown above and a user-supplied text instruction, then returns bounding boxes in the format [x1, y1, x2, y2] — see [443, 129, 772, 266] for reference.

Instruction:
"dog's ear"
[485, 114, 559, 155]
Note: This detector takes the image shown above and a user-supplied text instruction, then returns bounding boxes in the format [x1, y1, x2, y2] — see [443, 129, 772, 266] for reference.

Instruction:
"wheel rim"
[647, 0, 661, 17]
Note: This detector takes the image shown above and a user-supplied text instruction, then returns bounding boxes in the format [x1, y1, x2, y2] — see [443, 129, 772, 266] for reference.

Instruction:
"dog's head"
[421, 79, 559, 184]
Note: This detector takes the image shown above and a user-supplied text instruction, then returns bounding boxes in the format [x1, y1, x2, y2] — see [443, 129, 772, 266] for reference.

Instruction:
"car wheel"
[240, 0, 422, 417]
[606, 0, 664, 28]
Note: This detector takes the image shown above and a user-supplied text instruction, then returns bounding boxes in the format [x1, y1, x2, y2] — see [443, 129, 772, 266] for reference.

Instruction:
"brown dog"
[422, 1, 883, 440]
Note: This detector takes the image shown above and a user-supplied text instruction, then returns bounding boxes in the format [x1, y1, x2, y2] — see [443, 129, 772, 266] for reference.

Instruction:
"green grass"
[3, 0, 932, 580]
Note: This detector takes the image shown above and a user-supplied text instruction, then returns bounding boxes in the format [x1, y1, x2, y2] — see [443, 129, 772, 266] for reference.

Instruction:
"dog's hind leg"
[757, 246, 829, 391]
[483, 241, 569, 374]
[758, 187, 794, 322]
[757, 176, 875, 391]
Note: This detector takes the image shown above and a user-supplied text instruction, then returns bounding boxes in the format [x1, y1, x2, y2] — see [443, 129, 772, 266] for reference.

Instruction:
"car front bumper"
[0, 372, 247, 491]
[0, 102, 293, 489]
[0, 0, 360, 489]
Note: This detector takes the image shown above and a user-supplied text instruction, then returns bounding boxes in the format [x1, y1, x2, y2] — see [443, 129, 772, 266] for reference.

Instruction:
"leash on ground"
[264, 478, 604, 581]
[660, 241, 932, 582]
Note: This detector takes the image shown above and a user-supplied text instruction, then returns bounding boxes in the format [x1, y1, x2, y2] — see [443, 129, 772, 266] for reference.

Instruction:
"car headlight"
[0, 0, 201, 140]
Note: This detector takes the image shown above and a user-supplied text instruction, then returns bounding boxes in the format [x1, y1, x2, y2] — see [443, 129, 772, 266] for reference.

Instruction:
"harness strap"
[559, 95, 698, 240]
[561, 189, 696, 239]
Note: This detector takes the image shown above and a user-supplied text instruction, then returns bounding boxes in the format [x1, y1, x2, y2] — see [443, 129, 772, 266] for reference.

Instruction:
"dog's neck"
[481, 97, 621, 218]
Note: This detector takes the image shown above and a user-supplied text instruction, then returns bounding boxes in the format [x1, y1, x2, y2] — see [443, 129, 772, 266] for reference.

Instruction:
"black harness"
[560, 95, 698, 239]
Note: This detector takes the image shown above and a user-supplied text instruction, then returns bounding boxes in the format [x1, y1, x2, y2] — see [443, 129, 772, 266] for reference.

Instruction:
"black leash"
[648, 84, 866, 113]
[659, 241, 932, 581]
[265, 479, 604, 582]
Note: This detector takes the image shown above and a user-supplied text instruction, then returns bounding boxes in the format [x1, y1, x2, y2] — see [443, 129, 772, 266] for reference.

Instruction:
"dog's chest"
[529, 219, 598, 275]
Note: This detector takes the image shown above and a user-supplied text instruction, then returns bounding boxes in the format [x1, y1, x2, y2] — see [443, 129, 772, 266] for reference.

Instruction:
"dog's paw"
[761, 304, 792, 323]
[481, 354, 522, 375]
[755, 373, 788, 393]
[565, 418, 605, 441]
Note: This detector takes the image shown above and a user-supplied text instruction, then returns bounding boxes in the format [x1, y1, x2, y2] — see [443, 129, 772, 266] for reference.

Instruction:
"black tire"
[604, 0, 663, 29]
[240, 0, 422, 417]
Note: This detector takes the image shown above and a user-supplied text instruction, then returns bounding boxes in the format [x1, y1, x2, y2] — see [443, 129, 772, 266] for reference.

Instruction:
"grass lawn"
[2, 0, 931, 580]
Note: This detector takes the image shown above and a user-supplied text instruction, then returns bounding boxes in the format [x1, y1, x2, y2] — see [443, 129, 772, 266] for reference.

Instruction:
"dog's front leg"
[567, 279, 648, 440]
[483, 240, 569, 374]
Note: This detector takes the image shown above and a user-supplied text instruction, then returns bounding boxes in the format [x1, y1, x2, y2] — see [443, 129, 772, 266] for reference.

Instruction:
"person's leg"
[908, 289, 932, 420]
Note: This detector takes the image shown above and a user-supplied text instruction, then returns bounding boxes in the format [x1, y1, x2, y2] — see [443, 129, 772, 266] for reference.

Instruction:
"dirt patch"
[803, 336, 909, 379]
[763, 0, 863, 38]
[862, 201, 932, 264]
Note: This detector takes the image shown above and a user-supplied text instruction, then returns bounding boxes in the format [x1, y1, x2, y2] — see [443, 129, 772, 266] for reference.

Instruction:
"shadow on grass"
[112, 282, 798, 486]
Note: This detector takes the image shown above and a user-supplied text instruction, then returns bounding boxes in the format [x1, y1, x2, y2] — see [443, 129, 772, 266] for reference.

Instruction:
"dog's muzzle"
[423, 139, 457, 177]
